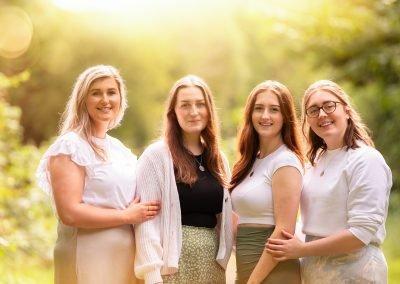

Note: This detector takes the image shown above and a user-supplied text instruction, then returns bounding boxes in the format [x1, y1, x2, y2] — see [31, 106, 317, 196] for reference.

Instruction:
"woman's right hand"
[123, 197, 161, 224]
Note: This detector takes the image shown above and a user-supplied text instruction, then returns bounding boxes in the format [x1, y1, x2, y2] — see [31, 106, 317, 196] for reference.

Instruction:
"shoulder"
[273, 146, 303, 171]
[138, 140, 171, 165]
[347, 144, 387, 166]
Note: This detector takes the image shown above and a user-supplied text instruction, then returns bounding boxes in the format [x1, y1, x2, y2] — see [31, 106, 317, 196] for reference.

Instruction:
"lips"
[318, 120, 333, 127]
[97, 107, 112, 113]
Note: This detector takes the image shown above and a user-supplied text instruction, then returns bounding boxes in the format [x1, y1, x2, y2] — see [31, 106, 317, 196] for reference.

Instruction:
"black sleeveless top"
[176, 155, 224, 228]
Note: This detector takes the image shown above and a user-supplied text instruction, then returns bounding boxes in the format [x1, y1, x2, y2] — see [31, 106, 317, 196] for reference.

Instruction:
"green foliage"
[0, 97, 56, 271]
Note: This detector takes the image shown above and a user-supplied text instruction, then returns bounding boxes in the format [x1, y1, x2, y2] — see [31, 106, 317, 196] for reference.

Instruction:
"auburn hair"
[302, 80, 374, 165]
[164, 75, 227, 187]
[230, 80, 304, 190]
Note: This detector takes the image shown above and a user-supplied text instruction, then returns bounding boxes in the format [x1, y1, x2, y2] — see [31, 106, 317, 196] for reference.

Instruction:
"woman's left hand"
[265, 229, 305, 261]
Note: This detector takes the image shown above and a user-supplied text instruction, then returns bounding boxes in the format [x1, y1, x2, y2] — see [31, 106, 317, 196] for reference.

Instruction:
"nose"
[189, 105, 199, 115]
[261, 109, 270, 119]
[318, 107, 327, 117]
[100, 92, 109, 104]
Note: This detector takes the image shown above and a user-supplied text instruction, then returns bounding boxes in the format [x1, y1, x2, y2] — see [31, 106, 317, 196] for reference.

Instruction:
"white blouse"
[231, 145, 303, 226]
[301, 144, 392, 245]
[36, 131, 137, 210]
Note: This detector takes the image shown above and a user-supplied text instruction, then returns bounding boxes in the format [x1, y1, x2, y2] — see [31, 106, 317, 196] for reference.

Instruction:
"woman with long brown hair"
[267, 80, 392, 283]
[134, 75, 233, 284]
[230, 80, 304, 283]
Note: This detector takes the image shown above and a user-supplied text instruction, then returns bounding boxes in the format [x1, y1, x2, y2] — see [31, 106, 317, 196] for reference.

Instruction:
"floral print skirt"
[301, 235, 387, 284]
[162, 225, 225, 284]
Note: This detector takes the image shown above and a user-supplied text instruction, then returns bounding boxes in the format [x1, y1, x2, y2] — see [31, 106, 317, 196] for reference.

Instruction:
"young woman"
[267, 80, 392, 283]
[134, 75, 233, 284]
[36, 65, 160, 284]
[230, 81, 304, 283]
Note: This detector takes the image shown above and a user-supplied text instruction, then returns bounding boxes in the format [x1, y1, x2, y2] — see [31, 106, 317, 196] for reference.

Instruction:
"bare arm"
[247, 166, 301, 284]
[267, 229, 364, 260]
[49, 155, 159, 228]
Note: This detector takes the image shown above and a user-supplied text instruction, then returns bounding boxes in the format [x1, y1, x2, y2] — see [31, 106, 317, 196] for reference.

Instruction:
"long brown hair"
[164, 75, 227, 187]
[230, 80, 304, 190]
[302, 80, 374, 165]
[60, 65, 128, 160]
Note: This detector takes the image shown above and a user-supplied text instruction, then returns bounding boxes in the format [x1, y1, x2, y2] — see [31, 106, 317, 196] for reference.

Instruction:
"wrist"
[300, 241, 310, 257]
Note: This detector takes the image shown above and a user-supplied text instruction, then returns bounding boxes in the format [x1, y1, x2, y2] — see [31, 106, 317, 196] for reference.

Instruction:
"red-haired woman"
[230, 81, 304, 283]
[267, 80, 391, 283]
[134, 75, 233, 284]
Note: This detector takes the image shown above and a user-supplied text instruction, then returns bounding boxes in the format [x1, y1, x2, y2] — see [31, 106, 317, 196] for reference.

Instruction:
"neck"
[92, 122, 108, 138]
[182, 133, 203, 155]
[258, 136, 283, 158]
[324, 138, 344, 150]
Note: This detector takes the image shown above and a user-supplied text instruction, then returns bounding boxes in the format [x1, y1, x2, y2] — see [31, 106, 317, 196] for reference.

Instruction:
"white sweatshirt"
[301, 144, 392, 245]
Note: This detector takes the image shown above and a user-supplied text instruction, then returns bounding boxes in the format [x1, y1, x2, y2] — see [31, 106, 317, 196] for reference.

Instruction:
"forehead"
[89, 77, 118, 90]
[307, 90, 338, 106]
[176, 86, 204, 101]
[255, 90, 279, 105]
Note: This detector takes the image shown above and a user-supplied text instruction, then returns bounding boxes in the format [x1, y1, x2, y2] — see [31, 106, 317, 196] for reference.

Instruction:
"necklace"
[195, 154, 205, 172]
[319, 151, 336, 176]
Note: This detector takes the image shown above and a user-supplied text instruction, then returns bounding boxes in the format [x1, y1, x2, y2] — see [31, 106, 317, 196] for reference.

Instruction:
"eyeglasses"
[305, 101, 342, 118]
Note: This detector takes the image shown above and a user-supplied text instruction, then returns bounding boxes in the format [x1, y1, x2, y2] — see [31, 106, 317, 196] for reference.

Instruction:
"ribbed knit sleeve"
[134, 152, 164, 284]
[345, 147, 392, 245]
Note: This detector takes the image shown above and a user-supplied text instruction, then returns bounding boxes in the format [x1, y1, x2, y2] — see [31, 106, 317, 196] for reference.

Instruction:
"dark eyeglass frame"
[305, 101, 343, 118]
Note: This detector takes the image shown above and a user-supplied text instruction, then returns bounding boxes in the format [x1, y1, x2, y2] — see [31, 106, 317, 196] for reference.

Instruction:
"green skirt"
[236, 226, 300, 284]
[163, 225, 225, 284]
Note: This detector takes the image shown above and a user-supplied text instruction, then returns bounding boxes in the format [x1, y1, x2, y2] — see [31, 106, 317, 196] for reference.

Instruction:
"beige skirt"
[54, 222, 141, 284]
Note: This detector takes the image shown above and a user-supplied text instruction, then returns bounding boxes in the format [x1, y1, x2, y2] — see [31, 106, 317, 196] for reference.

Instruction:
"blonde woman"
[267, 80, 392, 283]
[134, 75, 233, 284]
[37, 65, 160, 284]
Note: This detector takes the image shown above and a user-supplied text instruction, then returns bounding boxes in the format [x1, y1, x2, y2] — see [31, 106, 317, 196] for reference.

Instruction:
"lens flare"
[0, 6, 33, 59]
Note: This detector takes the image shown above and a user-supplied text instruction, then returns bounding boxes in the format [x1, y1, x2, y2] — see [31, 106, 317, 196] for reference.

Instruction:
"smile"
[319, 120, 333, 127]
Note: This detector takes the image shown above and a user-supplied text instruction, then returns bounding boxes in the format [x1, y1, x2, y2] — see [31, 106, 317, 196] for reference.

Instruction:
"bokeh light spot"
[0, 6, 33, 59]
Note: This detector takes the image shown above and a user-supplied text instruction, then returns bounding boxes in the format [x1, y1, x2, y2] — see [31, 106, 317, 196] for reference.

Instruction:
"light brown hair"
[164, 75, 227, 187]
[302, 80, 374, 165]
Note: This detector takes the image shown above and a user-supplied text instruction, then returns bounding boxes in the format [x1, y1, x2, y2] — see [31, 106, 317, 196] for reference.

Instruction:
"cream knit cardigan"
[134, 140, 234, 284]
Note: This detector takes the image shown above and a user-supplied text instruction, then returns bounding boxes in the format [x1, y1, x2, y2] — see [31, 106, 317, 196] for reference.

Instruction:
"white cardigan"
[134, 140, 233, 284]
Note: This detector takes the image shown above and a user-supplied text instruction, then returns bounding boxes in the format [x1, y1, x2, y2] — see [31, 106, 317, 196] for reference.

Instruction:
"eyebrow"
[89, 88, 118, 92]
[179, 99, 206, 103]
[254, 103, 280, 107]
[307, 100, 334, 107]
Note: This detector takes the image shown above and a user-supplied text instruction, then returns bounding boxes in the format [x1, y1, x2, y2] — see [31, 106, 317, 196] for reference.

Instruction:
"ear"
[344, 106, 350, 119]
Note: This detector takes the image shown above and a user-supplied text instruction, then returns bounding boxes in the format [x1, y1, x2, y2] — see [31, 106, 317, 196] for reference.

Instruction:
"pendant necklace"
[195, 154, 205, 172]
[319, 152, 336, 176]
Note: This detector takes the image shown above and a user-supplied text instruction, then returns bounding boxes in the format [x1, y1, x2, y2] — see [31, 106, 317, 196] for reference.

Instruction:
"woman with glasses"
[267, 80, 392, 283]
[230, 81, 304, 283]
[134, 75, 233, 284]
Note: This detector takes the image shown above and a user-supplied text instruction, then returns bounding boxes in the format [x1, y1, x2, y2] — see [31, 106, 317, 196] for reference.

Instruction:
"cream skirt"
[54, 222, 141, 284]
[301, 235, 387, 284]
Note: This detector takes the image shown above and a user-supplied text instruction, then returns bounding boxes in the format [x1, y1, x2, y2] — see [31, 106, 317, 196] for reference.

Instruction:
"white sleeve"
[346, 148, 392, 245]
[271, 151, 304, 177]
[36, 132, 91, 196]
[134, 153, 164, 284]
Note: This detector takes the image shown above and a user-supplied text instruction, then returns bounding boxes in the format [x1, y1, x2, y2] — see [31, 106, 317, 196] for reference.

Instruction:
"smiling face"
[174, 86, 209, 138]
[86, 77, 121, 131]
[306, 90, 349, 149]
[251, 90, 283, 142]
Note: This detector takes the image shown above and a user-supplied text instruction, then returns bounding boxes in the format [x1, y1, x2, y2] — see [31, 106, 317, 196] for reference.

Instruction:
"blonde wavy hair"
[60, 65, 128, 160]
[302, 80, 373, 165]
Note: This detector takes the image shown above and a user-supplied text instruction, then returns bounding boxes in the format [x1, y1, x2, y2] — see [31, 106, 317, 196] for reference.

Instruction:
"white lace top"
[36, 131, 137, 210]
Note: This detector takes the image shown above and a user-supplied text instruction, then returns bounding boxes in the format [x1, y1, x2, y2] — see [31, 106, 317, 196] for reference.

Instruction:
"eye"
[254, 106, 263, 111]
[270, 106, 280, 112]
[197, 102, 206, 107]
[91, 91, 100, 96]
